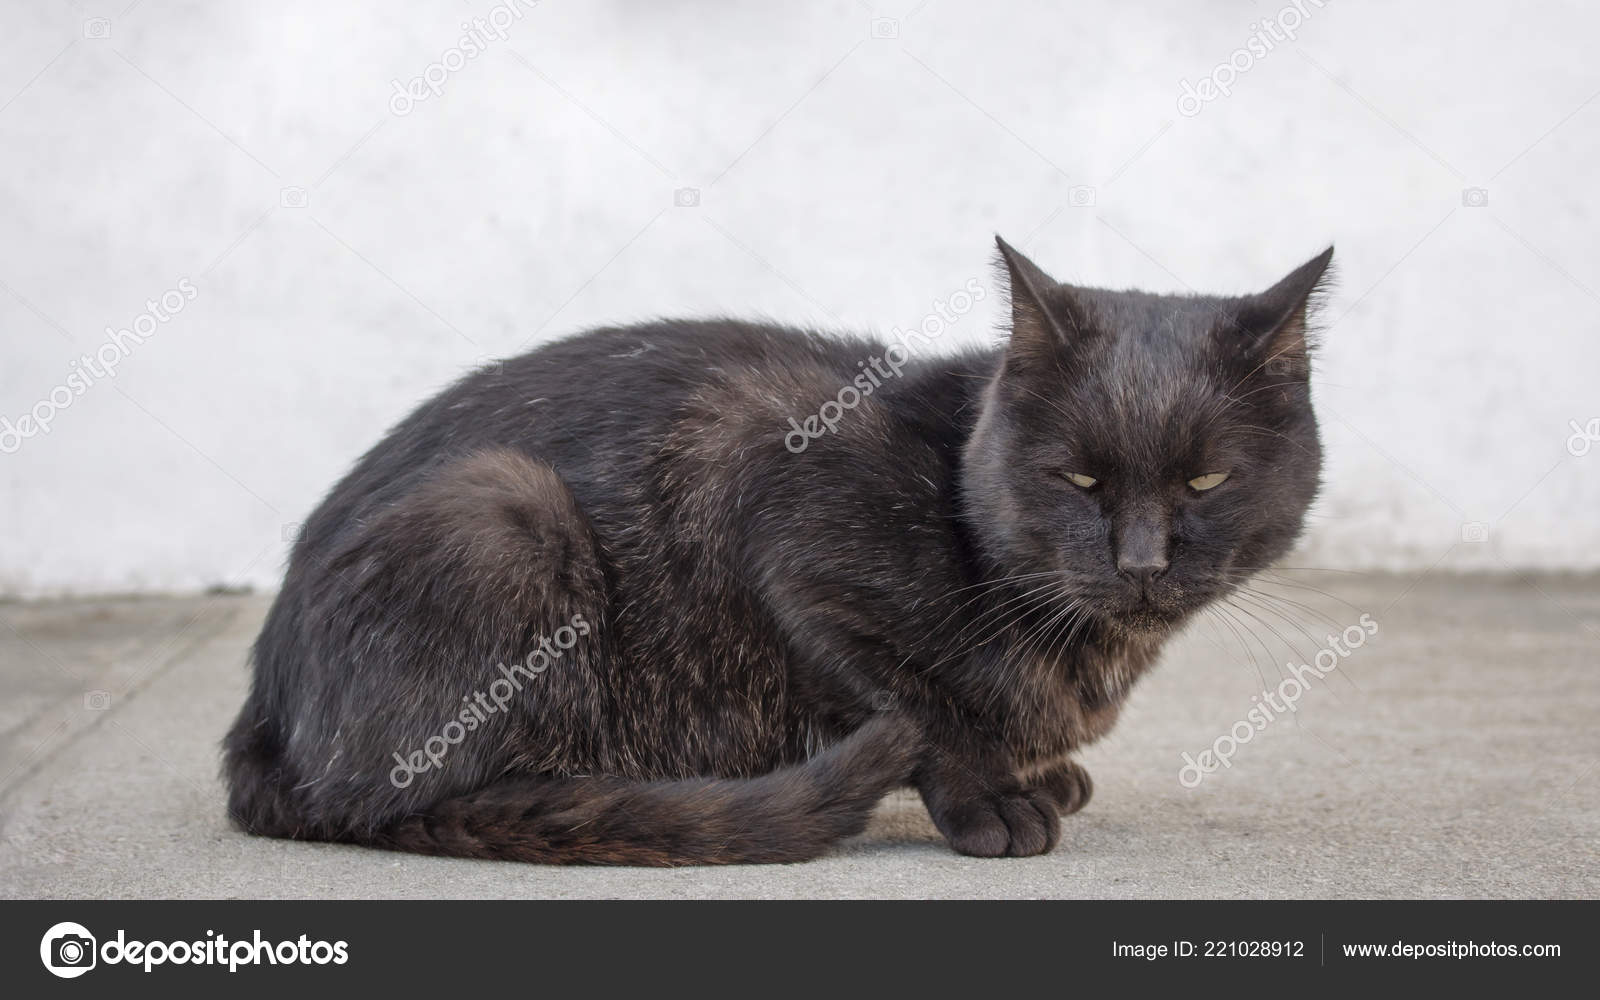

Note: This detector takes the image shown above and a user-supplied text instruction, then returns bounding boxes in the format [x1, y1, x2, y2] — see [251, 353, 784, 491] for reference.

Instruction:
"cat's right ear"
[994, 236, 1089, 365]
[1230, 245, 1335, 379]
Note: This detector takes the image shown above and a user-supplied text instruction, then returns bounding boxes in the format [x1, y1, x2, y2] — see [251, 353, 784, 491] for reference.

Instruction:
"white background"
[2, 0, 1596, 595]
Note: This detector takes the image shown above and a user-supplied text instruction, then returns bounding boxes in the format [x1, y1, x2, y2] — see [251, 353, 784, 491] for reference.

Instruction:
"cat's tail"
[367, 714, 921, 866]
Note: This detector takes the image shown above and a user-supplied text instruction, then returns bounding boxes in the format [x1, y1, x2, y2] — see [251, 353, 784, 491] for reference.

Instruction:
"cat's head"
[961, 237, 1332, 633]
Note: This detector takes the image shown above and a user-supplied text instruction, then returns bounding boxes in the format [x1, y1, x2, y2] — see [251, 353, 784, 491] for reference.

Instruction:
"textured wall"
[2, 0, 1597, 594]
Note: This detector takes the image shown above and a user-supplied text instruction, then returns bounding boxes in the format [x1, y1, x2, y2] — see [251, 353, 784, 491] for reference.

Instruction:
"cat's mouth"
[1107, 603, 1181, 634]
[1101, 585, 1201, 633]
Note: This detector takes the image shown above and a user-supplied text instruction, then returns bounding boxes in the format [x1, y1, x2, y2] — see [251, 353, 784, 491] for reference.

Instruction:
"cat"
[224, 237, 1332, 864]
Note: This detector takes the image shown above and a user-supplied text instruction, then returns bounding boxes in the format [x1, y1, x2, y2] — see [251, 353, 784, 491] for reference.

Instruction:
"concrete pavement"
[1, 572, 1595, 898]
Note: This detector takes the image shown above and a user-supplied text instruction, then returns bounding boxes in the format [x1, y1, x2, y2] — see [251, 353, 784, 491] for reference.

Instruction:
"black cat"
[224, 237, 1332, 864]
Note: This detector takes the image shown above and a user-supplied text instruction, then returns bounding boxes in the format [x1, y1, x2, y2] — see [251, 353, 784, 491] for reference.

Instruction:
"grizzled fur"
[224, 238, 1333, 864]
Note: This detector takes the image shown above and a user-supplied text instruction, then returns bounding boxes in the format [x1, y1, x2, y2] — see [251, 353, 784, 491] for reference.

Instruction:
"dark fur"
[224, 238, 1332, 864]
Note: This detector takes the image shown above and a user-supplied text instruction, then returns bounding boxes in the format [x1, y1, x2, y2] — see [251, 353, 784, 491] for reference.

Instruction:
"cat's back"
[447, 318, 875, 465]
[498, 319, 871, 423]
[299, 320, 880, 541]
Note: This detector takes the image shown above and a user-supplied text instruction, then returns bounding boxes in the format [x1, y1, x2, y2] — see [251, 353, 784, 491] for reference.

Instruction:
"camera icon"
[40, 922, 97, 978]
[280, 521, 303, 543]
[870, 17, 900, 39]
[83, 18, 111, 39]
[673, 187, 700, 208]
[280, 186, 309, 208]
[474, 355, 507, 375]
[870, 690, 897, 711]
[1460, 521, 1490, 543]
[1461, 187, 1489, 208]
[1069, 185, 1097, 207]
[83, 690, 111, 711]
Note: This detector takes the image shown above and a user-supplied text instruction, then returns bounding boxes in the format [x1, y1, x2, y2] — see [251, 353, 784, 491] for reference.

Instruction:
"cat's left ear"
[1231, 246, 1335, 378]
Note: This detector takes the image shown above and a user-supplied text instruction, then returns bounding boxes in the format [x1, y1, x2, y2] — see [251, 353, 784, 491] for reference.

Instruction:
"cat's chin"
[1101, 606, 1187, 637]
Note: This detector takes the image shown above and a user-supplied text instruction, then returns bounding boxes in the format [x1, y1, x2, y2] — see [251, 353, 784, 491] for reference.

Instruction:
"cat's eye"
[1187, 472, 1230, 492]
[1061, 472, 1098, 489]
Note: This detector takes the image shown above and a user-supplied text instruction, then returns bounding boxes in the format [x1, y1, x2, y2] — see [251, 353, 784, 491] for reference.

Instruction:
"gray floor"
[1, 572, 1595, 899]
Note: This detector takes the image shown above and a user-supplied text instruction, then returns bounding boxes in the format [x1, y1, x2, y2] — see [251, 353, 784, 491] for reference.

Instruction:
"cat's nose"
[1116, 555, 1169, 587]
[1115, 512, 1171, 588]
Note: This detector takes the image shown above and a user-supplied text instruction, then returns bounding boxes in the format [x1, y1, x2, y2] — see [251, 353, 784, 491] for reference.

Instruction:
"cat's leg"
[1028, 758, 1093, 816]
[914, 738, 1062, 858]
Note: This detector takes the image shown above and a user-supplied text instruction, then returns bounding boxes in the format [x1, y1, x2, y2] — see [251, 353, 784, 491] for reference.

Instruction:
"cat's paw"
[937, 787, 1061, 858]
[1033, 759, 1094, 816]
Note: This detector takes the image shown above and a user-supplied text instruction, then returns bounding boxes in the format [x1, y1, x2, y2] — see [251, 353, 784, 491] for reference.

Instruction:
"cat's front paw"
[1033, 759, 1093, 816]
[935, 787, 1061, 858]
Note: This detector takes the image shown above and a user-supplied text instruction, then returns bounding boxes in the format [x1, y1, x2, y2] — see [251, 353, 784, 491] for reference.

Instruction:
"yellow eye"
[1188, 472, 1229, 491]
[1063, 472, 1098, 488]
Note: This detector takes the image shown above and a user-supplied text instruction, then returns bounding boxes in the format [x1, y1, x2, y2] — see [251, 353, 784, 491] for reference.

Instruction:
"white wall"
[2, 0, 1597, 595]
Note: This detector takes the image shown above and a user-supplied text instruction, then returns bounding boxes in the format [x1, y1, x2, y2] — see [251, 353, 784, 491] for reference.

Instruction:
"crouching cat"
[224, 237, 1332, 864]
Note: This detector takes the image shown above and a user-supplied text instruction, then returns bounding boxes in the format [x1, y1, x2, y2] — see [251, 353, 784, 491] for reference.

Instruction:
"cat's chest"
[1003, 635, 1161, 763]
